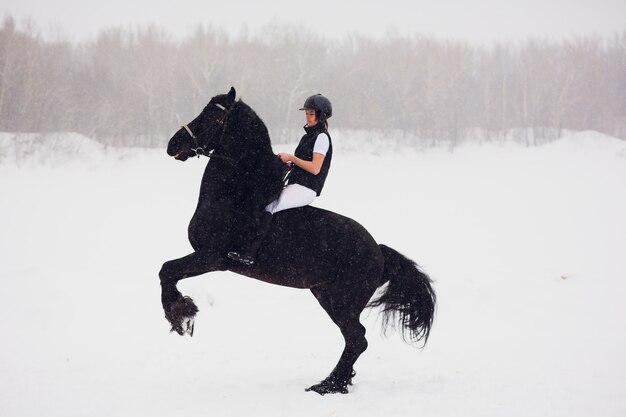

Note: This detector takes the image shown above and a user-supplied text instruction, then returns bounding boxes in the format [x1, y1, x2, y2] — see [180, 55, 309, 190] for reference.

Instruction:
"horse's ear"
[228, 87, 236, 102]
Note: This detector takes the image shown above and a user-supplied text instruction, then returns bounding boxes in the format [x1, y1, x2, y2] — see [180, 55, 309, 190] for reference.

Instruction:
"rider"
[228, 93, 333, 266]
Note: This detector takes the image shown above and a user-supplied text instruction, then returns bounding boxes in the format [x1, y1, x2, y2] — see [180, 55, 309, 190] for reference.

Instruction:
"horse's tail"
[368, 244, 436, 346]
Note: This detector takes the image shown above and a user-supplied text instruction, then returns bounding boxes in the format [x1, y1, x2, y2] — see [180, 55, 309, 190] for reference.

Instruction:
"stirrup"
[227, 251, 255, 266]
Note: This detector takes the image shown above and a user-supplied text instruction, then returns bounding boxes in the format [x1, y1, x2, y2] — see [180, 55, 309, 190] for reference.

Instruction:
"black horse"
[160, 87, 436, 395]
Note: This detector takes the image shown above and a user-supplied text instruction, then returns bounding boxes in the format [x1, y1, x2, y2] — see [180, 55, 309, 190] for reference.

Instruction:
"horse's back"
[232, 206, 385, 289]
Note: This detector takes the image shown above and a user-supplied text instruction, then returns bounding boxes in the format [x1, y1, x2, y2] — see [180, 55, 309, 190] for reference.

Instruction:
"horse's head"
[167, 87, 237, 161]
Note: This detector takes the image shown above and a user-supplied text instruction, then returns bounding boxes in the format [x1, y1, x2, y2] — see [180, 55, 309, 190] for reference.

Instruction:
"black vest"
[288, 124, 333, 196]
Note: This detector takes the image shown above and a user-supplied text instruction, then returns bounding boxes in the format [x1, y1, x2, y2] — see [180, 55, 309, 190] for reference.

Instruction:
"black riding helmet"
[299, 94, 332, 121]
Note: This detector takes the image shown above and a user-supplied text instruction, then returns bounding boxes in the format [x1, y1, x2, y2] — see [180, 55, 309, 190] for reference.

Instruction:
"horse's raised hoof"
[165, 296, 199, 336]
[182, 317, 195, 336]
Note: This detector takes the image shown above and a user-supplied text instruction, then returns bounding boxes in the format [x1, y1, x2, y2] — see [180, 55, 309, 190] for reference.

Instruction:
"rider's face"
[305, 109, 318, 126]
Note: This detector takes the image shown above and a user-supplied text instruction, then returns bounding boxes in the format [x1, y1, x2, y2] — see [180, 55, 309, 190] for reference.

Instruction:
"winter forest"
[1, 15, 625, 147]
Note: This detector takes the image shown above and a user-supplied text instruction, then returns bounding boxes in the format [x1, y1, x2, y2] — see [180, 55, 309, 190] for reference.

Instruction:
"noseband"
[180, 102, 237, 164]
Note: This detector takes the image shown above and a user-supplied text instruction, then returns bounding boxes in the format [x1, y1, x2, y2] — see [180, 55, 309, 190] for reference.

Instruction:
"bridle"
[179, 101, 237, 164]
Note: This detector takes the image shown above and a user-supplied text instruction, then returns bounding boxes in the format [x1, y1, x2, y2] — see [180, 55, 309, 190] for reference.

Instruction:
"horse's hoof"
[305, 380, 349, 395]
[165, 296, 199, 336]
[172, 316, 195, 336]
[183, 317, 195, 336]
[347, 369, 356, 385]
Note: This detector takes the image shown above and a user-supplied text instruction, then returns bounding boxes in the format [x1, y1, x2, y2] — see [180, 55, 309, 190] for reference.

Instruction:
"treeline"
[1, 15, 625, 147]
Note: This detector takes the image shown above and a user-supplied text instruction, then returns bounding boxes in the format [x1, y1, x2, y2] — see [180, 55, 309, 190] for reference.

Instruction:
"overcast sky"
[2, 0, 626, 44]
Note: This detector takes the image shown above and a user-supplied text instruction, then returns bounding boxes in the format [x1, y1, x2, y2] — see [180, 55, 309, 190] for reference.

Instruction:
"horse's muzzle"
[174, 151, 190, 161]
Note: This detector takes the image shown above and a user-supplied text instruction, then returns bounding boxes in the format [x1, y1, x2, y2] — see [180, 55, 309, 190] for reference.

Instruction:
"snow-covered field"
[1, 131, 625, 417]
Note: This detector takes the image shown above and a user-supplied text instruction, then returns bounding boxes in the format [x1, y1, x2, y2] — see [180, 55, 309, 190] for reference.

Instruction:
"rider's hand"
[277, 153, 294, 164]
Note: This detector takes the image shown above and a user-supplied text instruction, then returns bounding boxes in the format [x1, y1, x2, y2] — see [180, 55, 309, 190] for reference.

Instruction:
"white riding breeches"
[265, 184, 316, 214]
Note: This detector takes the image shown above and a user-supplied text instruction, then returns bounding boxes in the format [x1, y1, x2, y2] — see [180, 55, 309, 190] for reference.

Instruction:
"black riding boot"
[228, 212, 273, 266]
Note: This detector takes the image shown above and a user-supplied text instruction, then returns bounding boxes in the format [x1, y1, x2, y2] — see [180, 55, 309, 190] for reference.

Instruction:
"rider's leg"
[228, 184, 316, 265]
[265, 183, 316, 215]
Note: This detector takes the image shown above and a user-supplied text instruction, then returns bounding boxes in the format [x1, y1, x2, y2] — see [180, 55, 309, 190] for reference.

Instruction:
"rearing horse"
[159, 87, 436, 395]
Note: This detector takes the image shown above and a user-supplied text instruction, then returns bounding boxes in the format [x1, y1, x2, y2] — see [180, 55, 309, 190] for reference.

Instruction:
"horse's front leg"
[159, 250, 226, 336]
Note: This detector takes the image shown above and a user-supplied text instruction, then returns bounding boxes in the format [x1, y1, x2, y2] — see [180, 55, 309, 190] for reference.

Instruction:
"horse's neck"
[196, 145, 276, 199]
[197, 160, 237, 203]
[197, 107, 284, 207]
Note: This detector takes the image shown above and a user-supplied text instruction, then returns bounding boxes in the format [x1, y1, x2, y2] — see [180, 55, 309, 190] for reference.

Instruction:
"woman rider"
[228, 93, 333, 266]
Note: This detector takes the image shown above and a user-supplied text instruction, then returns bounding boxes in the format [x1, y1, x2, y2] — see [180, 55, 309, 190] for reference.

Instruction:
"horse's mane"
[229, 100, 286, 208]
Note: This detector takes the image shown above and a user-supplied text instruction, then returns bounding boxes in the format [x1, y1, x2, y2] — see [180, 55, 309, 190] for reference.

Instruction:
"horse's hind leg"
[307, 281, 378, 395]
[159, 250, 225, 336]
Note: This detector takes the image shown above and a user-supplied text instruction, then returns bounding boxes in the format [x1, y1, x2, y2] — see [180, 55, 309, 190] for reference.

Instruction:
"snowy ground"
[1, 131, 626, 417]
